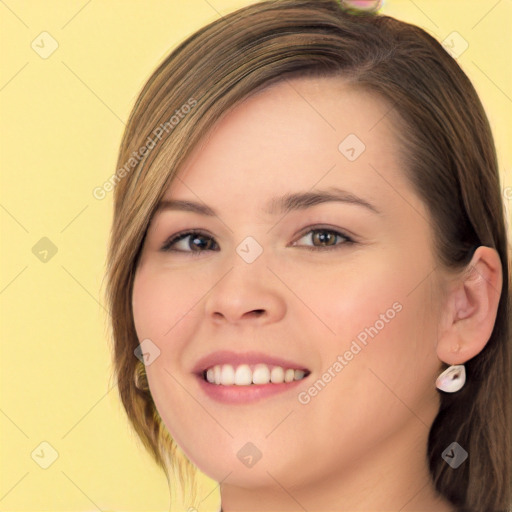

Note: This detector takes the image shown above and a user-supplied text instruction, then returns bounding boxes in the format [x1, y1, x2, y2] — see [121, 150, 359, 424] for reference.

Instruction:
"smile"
[203, 363, 309, 386]
[193, 350, 311, 403]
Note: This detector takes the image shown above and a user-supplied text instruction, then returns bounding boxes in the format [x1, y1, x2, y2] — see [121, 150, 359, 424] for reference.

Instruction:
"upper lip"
[192, 350, 310, 375]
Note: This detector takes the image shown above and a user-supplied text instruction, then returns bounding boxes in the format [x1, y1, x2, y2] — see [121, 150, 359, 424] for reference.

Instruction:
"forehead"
[163, 76, 408, 213]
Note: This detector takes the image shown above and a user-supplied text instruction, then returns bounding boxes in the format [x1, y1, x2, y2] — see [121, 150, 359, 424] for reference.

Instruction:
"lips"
[191, 350, 310, 376]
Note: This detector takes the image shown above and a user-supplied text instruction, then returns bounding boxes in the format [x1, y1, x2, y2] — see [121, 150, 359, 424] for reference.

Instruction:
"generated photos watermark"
[298, 301, 403, 405]
[93, 97, 197, 200]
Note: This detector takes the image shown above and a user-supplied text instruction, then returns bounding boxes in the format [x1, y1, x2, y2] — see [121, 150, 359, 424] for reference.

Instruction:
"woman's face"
[132, 77, 446, 490]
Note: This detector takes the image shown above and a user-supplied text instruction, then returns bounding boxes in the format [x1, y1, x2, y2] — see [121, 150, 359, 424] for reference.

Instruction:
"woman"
[105, 1, 511, 510]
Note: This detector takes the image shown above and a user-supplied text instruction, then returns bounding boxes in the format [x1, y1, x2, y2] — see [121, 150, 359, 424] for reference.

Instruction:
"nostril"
[241, 309, 265, 319]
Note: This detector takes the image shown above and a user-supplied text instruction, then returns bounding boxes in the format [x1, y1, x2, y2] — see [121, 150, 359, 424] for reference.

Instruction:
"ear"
[436, 246, 503, 365]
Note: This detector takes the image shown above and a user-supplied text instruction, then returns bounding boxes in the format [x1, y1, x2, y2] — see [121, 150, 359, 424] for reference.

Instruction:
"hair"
[104, 1, 512, 509]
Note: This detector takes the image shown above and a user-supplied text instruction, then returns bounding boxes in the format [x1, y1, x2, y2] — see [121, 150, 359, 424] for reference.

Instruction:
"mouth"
[192, 351, 311, 404]
[200, 363, 311, 386]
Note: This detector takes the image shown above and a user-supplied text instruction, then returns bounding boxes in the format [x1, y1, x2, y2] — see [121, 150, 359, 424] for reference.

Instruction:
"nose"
[203, 258, 286, 326]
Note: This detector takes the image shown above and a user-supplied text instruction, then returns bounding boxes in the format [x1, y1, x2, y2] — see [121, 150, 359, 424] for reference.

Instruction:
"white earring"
[436, 364, 466, 393]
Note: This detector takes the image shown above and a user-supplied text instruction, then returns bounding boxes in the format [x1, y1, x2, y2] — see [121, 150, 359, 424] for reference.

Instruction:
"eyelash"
[159, 226, 355, 255]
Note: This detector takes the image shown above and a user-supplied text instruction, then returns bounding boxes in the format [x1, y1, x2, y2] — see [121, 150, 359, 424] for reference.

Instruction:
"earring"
[436, 364, 466, 393]
[134, 360, 150, 391]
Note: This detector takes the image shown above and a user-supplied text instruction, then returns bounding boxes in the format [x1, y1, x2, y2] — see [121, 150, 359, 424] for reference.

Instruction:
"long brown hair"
[104, 1, 512, 509]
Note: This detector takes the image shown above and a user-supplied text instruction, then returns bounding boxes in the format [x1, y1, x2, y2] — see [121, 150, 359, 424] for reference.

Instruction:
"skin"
[132, 77, 502, 511]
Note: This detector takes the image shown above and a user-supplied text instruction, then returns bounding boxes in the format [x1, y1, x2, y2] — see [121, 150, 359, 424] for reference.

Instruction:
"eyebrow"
[155, 187, 381, 217]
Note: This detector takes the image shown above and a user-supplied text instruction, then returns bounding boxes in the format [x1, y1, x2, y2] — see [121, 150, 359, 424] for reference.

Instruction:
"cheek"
[131, 264, 213, 397]
[291, 257, 406, 344]
[299, 257, 439, 409]
[132, 271, 167, 341]
[131, 264, 201, 343]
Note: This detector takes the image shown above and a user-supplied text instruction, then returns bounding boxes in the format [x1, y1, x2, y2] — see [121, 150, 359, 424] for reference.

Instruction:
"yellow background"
[1, 0, 511, 511]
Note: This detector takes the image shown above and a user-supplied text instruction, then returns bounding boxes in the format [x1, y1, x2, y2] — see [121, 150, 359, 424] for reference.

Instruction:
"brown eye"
[161, 231, 218, 253]
[294, 228, 354, 251]
[312, 230, 338, 247]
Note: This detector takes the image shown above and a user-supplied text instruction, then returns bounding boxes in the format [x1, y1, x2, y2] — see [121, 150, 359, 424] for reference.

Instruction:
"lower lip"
[195, 374, 308, 404]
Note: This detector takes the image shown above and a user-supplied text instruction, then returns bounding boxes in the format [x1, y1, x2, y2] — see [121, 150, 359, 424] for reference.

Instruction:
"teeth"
[284, 368, 295, 382]
[235, 364, 253, 386]
[204, 363, 308, 386]
[252, 364, 270, 385]
[221, 364, 235, 385]
[270, 366, 284, 383]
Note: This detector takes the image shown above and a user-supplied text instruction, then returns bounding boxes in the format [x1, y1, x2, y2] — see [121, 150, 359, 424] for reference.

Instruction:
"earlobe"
[436, 246, 502, 366]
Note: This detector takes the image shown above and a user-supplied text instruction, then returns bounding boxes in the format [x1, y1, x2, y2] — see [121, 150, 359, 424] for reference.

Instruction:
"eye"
[292, 227, 354, 251]
[160, 230, 218, 254]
